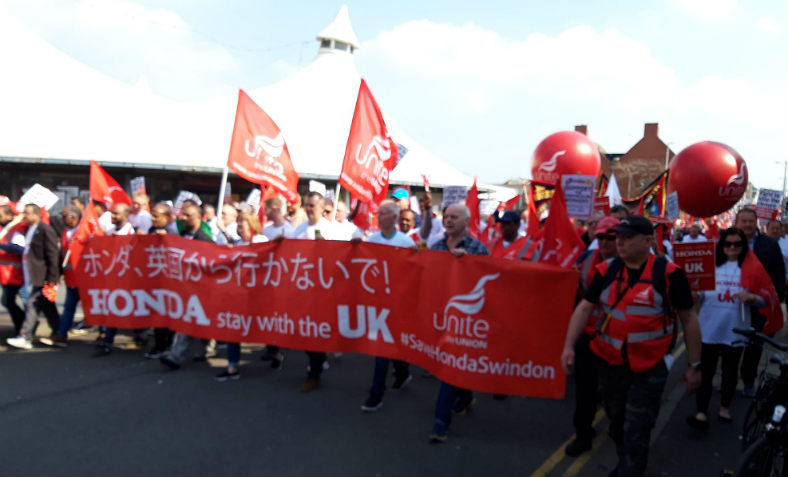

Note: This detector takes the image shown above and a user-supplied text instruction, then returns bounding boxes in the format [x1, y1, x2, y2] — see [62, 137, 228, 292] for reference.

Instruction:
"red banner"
[673, 241, 716, 290]
[227, 90, 299, 204]
[75, 235, 577, 398]
[339, 79, 398, 206]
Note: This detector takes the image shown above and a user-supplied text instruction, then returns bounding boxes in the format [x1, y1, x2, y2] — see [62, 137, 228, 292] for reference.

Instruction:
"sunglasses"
[723, 241, 743, 248]
[596, 234, 616, 241]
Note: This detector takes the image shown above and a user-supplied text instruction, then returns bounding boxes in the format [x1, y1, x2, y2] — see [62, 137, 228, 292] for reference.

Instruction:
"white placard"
[757, 188, 782, 211]
[309, 180, 327, 196]
[130, 176, 146, 196]
[246, 188, 261, 212]
[173, 190, 201, 215]
[666, 191, 679, 220]
[441, 186, 468, 208]
[18, 184, 60, 210]
[561, 175, 595, 220]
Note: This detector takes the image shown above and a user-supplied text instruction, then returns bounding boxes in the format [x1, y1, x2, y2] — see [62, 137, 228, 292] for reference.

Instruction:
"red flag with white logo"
[339, 79, 398, 206]
[68, 200, 105, 269]
[466, 178, 482, 241]
[227, 90, 299, 204]
[90, 161, 131, 208]
[540, 184, 585, 268]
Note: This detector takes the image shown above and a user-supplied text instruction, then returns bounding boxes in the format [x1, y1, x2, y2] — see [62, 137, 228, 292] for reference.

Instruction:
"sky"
[3, 0, 787, 192]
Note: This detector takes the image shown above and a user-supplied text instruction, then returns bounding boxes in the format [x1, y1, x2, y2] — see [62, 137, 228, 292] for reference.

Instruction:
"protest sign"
[173, 191, 201, 216]
[561, 175, 595, 220]
[18, 183, 59, 210]
[673, 242, 715, 291]
[76, 235, 578, 398]
[441, 186, 467, 208]
[308, 180, 327, 196]
[666, 191, 679, 221]
[757, 188, 782, 211]
[245, 188, 261, 213]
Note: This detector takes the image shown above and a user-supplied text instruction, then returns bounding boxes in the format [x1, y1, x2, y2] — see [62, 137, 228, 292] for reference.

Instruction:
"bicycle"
[732, 327, 787, 477]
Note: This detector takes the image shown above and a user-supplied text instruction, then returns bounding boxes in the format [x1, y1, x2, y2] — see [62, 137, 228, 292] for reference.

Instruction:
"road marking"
[531, 408, 606, 477]
[536, 333, 688, 477]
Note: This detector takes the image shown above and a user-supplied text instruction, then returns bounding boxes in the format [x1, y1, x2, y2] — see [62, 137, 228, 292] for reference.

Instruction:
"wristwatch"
[689, 361, 702, 371]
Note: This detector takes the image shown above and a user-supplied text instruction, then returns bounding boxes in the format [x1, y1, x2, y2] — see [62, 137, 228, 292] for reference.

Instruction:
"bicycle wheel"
[735, 436, 785, 477]
[741, 400, 766, 448]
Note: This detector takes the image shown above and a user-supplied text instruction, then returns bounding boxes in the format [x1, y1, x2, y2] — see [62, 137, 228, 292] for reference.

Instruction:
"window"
[320, 39, 331, 48]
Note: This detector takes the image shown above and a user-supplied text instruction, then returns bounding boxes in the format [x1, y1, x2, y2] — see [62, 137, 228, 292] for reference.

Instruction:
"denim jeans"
[370, 357, 409, 398]
[227, 343, 241, 367]
[57, 287, 80, 337]
[433, 381, 473, 434]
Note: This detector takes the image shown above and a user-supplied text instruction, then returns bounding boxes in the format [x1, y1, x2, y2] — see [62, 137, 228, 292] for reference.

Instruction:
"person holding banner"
[215, 204, 241, 245]
[0, 204, 27, 336]
[428, 203, 489, 443]
[143, 203, 177, 359]
[6, 205, 61, 350]
[293, 192, 335, 391]
[359, 200, 417, 412]
[564, 216, 619, 457]
[734, 208, 785, 397]
[487, 211, 529, 260]
[262, 197, 294, 241]
[42, 206, 82, 347]
[160, 204, 215, 370]
[560, 215, 701, 477]
[687, 228, 768, 430]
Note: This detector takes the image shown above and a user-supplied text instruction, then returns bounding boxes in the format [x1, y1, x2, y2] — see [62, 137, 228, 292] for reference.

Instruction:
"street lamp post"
[778, 160, 787, 205]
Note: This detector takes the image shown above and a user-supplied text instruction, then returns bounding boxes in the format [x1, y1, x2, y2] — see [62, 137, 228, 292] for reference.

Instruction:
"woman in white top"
[216, 213, 268, 381]
[688, 227, 765, 430]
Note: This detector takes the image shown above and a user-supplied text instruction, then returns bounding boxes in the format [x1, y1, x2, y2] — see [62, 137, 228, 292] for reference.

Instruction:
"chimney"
[644, 123, 659, 138]
[574, 125, 588, 136]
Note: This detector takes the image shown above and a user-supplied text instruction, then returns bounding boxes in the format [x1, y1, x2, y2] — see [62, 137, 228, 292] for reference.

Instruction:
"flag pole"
[330, 182, 341, 222]
[217, 166, 229, 214]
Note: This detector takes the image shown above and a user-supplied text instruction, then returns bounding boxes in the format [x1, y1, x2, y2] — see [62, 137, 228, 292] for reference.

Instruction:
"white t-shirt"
[214, 222, 240, 245]
[99, 211, 113, 233]
[106, 222, 134, 236]
[129, 211, 152, 234]
[293, 218, 336, 240]
[697, 261, 763, 346]
[682, 234, 707, 243]
[236, 234, 268, 245]
[332, 219, 364, 241]
[366, 230, 416, 248]
[263, 222, 294, 241]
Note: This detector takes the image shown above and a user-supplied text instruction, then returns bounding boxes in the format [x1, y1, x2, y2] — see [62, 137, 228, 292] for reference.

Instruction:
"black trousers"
[306, 351, 326, 379]
[740, 312, 767, 385]
[573, 334, 599, 441]
[697, 343, 743, 413]
[596, 357, 669, 477]
[1, 284, 25, 335]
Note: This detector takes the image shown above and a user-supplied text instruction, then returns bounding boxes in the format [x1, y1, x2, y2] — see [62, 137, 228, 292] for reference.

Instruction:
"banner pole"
[331, 182, 341, 222]
[217, 166, 229, 214]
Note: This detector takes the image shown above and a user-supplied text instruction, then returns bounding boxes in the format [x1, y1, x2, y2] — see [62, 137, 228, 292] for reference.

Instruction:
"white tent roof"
[0, 5, 517, 201]
[317, 4, 360, 49]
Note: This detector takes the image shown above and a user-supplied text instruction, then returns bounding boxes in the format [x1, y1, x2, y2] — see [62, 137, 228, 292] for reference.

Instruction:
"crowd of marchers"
[1, 187, 786, 477]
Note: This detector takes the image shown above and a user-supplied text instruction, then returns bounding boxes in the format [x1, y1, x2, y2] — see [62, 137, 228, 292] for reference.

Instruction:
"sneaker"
[144, 349, 165, 359]
[270, 353, 285, 370]
[71, 321, 90, 333]
[160, 355, 181, 370]
[452, 397, 477, 416]
[6, 335, 33, 350]
[391, 374, 412, 391]
[360, 395, 384, 412]
[215, 369, 240, 382]
[300, 378, 320, 392]
[92, 345, 112, 357]
[742, 382, 756, 398]
[428, 431, 448, 443]
[40, 335, 68, 348]
[565, 438, 592, 457]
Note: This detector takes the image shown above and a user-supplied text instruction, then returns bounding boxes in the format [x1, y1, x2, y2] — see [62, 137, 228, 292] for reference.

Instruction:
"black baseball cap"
[614, 215, 654, 236]
[495, 210, 520, 224]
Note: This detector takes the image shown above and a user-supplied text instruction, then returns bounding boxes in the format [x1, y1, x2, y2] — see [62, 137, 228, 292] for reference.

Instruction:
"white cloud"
[72, 0, 188, 36]
[756, 17, 779, 35]
[669, 0, 738, 20]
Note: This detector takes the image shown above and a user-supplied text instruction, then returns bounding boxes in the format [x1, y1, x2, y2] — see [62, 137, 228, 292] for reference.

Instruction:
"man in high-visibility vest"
[0, 204, 27, 335]
[561, 215, 701, 477]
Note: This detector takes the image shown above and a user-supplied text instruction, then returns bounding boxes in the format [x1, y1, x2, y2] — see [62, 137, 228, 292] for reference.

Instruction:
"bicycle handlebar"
[733, 328, 788, 352]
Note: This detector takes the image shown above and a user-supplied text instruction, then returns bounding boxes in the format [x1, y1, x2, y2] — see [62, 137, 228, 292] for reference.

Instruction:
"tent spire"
[317, 5, 360, 55]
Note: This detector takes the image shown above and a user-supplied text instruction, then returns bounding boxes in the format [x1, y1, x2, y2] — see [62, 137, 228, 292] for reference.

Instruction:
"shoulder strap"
[600, 257, 624, 292]
[651, 255, 670, 313]
[516, 236, 533, 260]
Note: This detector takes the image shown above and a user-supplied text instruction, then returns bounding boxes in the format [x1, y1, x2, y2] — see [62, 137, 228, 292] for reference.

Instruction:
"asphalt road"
[1, 299, 783, 476]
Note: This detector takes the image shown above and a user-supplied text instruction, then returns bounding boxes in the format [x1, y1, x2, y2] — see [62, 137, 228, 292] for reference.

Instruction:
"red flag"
[339, 79, 398, 206]
[90, 161, 131, 208]
[227, 90, 300, 204]
[68, 201, 105, 269]
[466, 178, 482, 240]
[504, 194, 521, 211]
[540, 184, 586, 268]
[351, 195, 373, 232]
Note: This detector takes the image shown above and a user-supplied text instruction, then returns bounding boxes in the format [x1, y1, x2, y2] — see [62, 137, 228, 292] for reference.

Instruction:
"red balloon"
[668, 141, 747, 217]
[531, 131, 601, 185]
